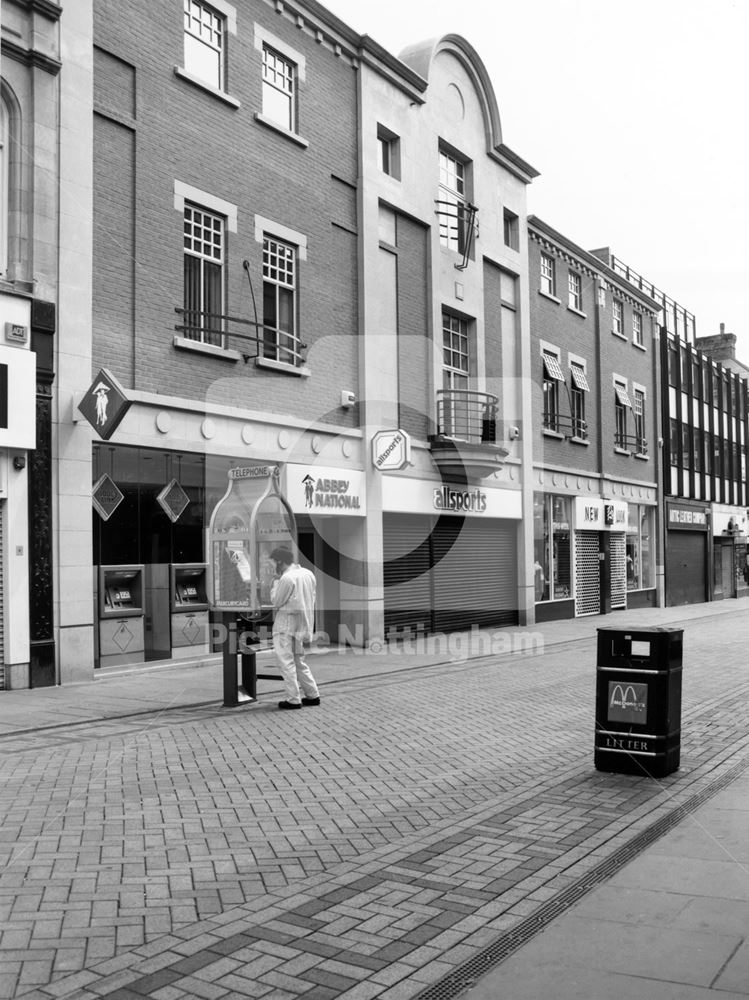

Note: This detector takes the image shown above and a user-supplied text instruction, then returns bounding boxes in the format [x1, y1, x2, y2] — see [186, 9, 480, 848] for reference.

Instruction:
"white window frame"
[254, 26, 306, 138]
[438, 147, 469, 254]
[178, 0, 238, 104]
[173, 182, 238, 356]
[540, 253, 556, 297]
[633, 310, 643, 347]
[568, 271, 582, 311]
[255, 216, 308, 372]
[613, 298, 624, 336]
[182, 202, 226, 347]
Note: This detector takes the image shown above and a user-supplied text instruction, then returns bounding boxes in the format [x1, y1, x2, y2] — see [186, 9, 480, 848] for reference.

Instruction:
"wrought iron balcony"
[174, 309, 306, 367]
[615, 431, 648, 455]
[429, 389, 509, 481]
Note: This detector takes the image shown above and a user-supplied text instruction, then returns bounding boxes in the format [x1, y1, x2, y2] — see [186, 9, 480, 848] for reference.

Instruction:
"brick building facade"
[528, 218, 661, 621]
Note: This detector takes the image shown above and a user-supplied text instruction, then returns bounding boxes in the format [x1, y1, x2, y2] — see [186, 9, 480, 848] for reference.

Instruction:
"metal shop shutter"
[383, 515, 433, 634]
[666, 532, 707, 606]
[575, 531, 600, 616]
[432, 519, 518, 633]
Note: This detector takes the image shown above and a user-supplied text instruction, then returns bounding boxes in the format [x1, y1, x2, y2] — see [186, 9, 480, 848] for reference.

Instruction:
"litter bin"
[595, 627, 682, 778]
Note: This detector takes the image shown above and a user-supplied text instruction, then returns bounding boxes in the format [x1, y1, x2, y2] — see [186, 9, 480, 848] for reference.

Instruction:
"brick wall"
[92, 0, 359, 427]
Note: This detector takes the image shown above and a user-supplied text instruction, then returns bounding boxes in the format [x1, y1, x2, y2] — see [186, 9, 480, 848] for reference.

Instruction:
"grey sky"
[323, 0, 749, 357]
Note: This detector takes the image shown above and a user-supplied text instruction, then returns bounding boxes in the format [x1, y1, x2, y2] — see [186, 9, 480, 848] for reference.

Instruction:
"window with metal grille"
[184, 0, 225, 90]
[262, 45, 295, 131]
[568, 271, 582, 311]
[262, 235, 299, 365]
[438, 149, 469, 254]
[441, 312, 471, 437]
[183, 203, 224, 346]
[540, 253, 555, 296]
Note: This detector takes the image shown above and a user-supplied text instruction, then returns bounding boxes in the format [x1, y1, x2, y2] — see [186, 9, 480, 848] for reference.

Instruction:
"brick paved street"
[3, 605, 749, 999]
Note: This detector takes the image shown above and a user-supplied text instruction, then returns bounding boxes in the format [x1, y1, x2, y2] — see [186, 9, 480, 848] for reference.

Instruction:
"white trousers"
[273, 633, 320, 704]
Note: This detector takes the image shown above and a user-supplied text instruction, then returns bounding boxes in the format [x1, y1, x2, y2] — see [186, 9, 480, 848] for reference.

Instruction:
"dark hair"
[270, 547, 294, 566]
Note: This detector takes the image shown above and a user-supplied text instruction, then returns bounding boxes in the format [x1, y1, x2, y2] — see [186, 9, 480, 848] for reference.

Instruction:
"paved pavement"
[1, 600, 749, 999]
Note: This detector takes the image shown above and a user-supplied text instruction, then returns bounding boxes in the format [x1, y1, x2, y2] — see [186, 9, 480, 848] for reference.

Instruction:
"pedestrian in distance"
[269, 546, 321, 711]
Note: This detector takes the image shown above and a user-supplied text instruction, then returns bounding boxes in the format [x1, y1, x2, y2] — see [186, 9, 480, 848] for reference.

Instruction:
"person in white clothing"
[269, 547, 321, 710]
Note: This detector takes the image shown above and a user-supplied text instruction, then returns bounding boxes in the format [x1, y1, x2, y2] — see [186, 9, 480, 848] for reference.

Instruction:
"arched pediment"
[398, 34, 503, 153]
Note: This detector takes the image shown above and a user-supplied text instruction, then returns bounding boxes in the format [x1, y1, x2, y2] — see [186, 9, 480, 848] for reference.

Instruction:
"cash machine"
[98, 565, 145, 667]
[170, 563, 209, 657]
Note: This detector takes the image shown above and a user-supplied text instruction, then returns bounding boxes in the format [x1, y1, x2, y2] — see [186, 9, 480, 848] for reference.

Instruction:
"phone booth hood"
[208, 464, 296, 615]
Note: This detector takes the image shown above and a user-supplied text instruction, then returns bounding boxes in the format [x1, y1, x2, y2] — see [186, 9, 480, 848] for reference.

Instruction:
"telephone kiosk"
[170, 563, 209, 657]
[98, 565, 145, 667]
[208, 464, 297, 706]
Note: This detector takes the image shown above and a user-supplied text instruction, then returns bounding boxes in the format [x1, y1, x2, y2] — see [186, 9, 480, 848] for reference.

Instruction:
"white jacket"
[271, 564, 316, 640]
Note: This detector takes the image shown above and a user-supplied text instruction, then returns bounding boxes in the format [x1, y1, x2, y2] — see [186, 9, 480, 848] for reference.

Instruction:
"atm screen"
[116, 589, 131, 602]
[185, 586, 197, 597]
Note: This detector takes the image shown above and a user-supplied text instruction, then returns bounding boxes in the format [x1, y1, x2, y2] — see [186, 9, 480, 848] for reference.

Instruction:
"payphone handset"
[207, 464, 296, 613]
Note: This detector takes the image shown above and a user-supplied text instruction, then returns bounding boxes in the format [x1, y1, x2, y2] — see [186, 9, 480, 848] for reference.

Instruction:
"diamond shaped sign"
[92, 474, 124, 522]
[78, 368, 131, 441]
[157, 479, 190, 523]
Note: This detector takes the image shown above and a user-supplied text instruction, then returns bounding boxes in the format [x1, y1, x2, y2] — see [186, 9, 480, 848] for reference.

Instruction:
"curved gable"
[398, 34, 502, 152]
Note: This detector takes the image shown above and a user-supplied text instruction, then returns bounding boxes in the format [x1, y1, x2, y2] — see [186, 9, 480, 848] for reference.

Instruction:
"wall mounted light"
[13, 455, 26, 471]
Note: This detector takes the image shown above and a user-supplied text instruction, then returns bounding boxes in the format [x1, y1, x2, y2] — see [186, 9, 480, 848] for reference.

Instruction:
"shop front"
[380, 477, 521, 637]
[710, 504, 749, 601]
[534, 494, 653, 621]
[664, 499, 710, 606]
[0, 322, 37, 689]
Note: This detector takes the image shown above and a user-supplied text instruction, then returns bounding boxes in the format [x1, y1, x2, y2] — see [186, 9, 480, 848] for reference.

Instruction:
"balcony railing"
[174, 309, 306, 367]
[436, 389, 499, 445]
[615, 431, 648, 455]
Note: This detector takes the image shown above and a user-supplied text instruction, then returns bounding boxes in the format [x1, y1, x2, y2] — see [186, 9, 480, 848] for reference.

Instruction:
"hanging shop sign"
[666, 501, 709, 530]
[574, 498, 628, 531]
[710, 504, 747, 538]
[92, 474, 125, 521]
[157, 479, 191, 523]
[282, 464, 366, 516]
[372, 429, 412, 471]
[78, 368, 131, 441]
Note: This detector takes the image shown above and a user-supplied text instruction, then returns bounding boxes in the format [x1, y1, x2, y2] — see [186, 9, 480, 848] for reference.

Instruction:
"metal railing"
[436, 389, 499, 444]
[174, 309, 306, 366]
[615, 431, 648, 455]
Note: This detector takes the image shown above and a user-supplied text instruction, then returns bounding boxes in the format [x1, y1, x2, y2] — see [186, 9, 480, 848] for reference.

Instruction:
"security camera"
[340, 390, 356, 408]
[508, 426, 520, 441]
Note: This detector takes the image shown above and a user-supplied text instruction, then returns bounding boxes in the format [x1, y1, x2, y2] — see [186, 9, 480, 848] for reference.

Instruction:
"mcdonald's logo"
[608, 681, 647, 722]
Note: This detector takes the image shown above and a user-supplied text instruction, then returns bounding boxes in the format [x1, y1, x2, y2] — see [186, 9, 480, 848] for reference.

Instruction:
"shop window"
[533, 493, 571, 602]
[627, 504, 654, 591]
